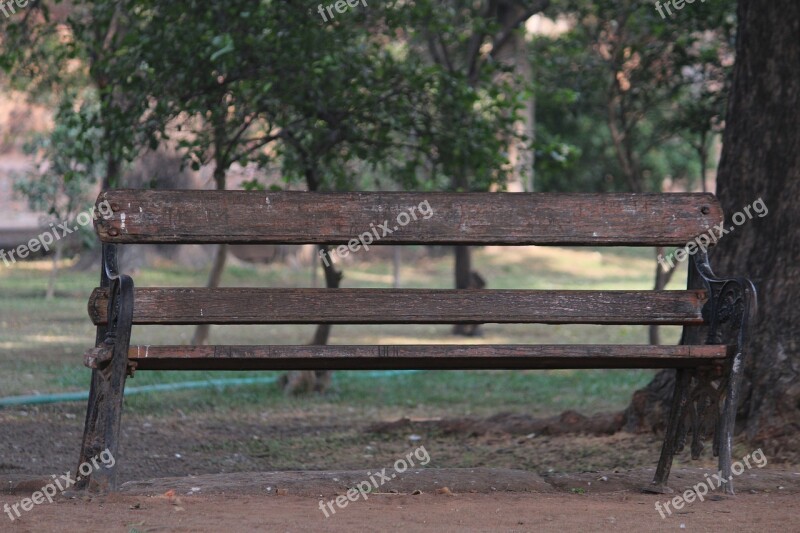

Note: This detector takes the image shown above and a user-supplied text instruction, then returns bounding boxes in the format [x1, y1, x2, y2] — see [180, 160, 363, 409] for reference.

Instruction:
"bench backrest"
[89, 190, 721, 329]
[95, 190, 721, 246]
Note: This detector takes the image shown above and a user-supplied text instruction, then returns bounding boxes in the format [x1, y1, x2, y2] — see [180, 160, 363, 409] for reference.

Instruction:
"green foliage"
[2, 0, 735, 199]
[1, 1, 532, 197]
[1, 0, 165, 185]
[14, 97, 103, 226]
[392, 0, 537, 191]
[532, 0, 735, 193]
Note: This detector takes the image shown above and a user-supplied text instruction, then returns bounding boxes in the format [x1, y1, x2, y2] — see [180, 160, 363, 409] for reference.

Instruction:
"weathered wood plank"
[95, 190, 723, 246]
[89, 288, 709, 326]
[128, 344, 731, 371]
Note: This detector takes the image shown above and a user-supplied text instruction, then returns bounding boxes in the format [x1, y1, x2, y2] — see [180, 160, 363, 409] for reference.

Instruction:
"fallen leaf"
[163, 489, 182, 506]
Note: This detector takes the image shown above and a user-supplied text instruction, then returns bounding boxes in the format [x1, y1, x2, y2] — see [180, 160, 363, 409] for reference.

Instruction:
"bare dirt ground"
[2, 404, 800, 532]
[2, 469, 799, 532]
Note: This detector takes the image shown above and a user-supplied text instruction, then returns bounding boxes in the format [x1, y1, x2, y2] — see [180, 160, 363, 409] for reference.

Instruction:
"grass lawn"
[0, 245, 687, 418]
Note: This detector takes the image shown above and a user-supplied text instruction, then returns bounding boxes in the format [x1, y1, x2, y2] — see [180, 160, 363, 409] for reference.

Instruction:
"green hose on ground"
[0, 370, 420, 408]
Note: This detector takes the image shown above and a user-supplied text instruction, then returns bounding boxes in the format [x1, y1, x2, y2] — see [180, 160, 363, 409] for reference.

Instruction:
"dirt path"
[4, 468, 799, 532]
[4, 491, 799, 532]
[3, 407, 799, 531]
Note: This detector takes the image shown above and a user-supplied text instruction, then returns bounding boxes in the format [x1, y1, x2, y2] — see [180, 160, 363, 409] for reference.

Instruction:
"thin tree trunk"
[281, 164, 339, 394]
[698, 131, 708, 194]
[649, 247, 679, 345]
[495, 22, 534, 192]
[102, 155, 121, 190]
[452, 245, 473, 335]
[45, 239, 63, 300]
[191, 161, 228, 346]
[310, 246, 343, 345]
[190, 243, 227, 345]
[393, 246, 401, 288]
[311, 248, 318, 288]
[283, 245, 342, 394]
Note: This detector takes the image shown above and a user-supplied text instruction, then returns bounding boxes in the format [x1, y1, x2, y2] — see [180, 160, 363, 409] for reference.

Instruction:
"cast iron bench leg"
[648, 368, 691, 493]
[76, 274, 134, 492]
[718, 348, 746, 495]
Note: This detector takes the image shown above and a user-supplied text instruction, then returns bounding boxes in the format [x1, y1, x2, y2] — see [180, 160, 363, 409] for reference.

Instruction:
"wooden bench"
[77, 190, 755, 494]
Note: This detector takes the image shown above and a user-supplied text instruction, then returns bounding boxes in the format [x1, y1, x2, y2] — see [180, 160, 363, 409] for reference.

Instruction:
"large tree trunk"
[626, 0, 800, 438]
[713, 0, 800, 438]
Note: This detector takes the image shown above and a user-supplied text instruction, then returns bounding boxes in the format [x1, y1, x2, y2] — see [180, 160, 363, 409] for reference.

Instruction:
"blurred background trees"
[2, 0, 795, 433]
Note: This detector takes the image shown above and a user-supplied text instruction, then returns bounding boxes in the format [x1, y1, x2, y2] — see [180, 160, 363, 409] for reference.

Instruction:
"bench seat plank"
[127, 344, 731, 371]
[95, 191, 722, 246]
[89, 288, 709, 326]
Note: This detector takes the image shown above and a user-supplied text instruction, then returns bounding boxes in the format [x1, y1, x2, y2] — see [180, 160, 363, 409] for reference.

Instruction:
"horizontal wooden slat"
[95, 190, 722, 246]
[127, 344, 731, 371]
[89, 288, 709, 326]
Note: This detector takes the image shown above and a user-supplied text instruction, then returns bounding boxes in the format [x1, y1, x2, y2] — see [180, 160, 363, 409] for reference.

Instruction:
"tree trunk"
[282, 246, 342, 395]
[697, 131, 709, 194]
[649, 247, 679, 345]
[102, 155, 121, 190]
[190, 243, 227, 345]
[452, 245, 473, 336]
[191, 162, 228, 345]
[280, 164, 340, 394]
[45, 239, 63, 300]
[626, 0, 800, 439]
[713, 0, 800, 438]
[310, 246, 344, 346]
[393, 246, 401, 288]
[494, 8, 534, 193]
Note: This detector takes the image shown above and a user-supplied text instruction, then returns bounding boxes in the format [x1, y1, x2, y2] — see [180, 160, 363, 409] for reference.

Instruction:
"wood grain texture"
[127, 344, 731, 371]
[89, 288, 709, 326]
[95, 190, 723, 246]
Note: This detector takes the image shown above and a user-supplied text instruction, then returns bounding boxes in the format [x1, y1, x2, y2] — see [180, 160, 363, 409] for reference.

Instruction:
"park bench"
[78, 190, 755, 495]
